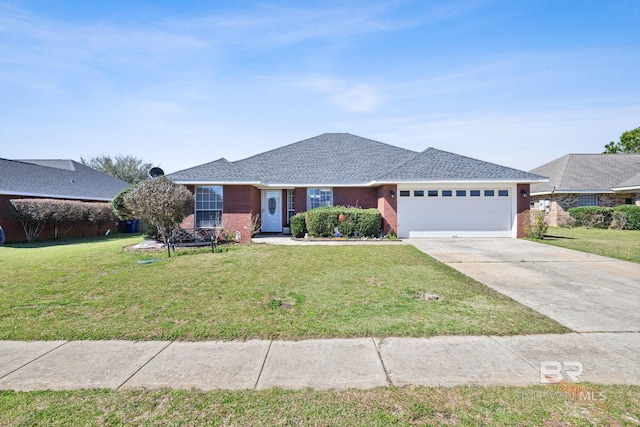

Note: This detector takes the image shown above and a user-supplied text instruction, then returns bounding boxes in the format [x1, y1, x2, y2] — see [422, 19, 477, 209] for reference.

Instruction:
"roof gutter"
[0, 191, 113, 202]
[612, 185, 640, 192]
[373, 178, 549, 185]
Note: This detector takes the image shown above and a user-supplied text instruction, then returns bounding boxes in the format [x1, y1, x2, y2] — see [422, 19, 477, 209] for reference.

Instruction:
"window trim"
[195, 185, 223, 228]
[307, 188, 333, 210]
[287, 189, 295, 224]
[579, 194, 598, 207]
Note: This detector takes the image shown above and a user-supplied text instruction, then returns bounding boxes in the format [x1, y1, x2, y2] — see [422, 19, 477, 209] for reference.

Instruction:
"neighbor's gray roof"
[613, 172, 640, 190]
[530, 154, 640, 194]
[169, 133, 542, 185]
[0, 158, 130, 200]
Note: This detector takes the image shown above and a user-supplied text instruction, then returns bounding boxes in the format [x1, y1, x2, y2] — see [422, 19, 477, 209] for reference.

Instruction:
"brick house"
[530, 154, 640, 226]
[168, 133, 546, 241]
[0, 159, 129, 243]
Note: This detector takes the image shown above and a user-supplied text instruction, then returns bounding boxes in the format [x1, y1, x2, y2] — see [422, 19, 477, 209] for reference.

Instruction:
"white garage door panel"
[398, 193, 512, 238]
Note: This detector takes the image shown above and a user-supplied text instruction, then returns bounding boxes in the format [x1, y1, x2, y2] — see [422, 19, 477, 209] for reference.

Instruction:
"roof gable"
[0, 158, 130, 200]
[530, 154, 640, 193]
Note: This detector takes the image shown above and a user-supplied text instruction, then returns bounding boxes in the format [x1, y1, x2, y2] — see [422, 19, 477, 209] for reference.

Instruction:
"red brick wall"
[333, 187, 378, 208]
[294, 187, 307, 214]
[516, 183, 531, 238]
[377, 184, 398, 235]
[222, 185, 260, 243]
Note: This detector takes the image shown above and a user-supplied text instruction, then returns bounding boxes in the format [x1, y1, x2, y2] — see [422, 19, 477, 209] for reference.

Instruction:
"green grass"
[1, 385, 638, 426]
[0, 234, 567, 340]
[540, 227, 640, 263]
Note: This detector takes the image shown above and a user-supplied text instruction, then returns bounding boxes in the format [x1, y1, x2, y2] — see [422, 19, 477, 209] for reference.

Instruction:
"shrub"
[305, 206, 337, 237]
[523, 210, 549, 239]
[568, 207, 614, 228]
[290, 213, 306, 238]
[123, 176, 194, 256]
[338, 208, 382, 237]
[303, 206, 382, 238]
[111, 187, 135, 220]
[612, 205, 640, 230]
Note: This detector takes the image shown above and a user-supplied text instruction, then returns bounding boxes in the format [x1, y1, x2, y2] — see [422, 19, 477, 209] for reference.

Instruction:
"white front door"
[261, 190, 282, 232]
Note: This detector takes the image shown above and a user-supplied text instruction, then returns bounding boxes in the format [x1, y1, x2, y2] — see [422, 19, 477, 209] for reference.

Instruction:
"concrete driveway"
[408, 239, 640, 332]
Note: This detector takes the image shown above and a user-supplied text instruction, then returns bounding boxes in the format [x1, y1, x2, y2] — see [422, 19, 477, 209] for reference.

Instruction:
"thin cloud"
[300, 76, 384, 112]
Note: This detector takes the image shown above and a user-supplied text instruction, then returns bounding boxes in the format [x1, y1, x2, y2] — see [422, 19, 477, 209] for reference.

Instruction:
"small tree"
[123, 176, 194, 256]
[604, 126, 640, 153]
[6, 199, 54, 242]
[81, 154, 157, 184]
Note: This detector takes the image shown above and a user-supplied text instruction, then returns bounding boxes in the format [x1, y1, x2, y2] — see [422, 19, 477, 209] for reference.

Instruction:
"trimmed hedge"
[612, 205, 640, 230]
[568, 205, 640, 230]
[568, 207, 613, 228]
[296, 206, 382, 238]
[290, 213, 306, 238]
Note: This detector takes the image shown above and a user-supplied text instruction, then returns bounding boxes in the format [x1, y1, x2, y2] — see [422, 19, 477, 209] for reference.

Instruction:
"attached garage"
[397, 184, 517, 238]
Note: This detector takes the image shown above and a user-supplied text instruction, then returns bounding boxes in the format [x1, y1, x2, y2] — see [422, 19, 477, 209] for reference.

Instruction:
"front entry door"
[261, 190, 282, 232]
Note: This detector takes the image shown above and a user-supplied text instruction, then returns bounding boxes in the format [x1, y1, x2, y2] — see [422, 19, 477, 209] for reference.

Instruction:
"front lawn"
[0, 235, 567, 340]
[1, 385, 638, 426]
[541, 227, 640, 263]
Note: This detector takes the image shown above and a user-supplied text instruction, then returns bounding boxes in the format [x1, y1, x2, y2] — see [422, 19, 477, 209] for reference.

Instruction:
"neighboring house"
[0, 158, 130, 243]
[530, 154, 640, 226]
[168, 133, 546, 240]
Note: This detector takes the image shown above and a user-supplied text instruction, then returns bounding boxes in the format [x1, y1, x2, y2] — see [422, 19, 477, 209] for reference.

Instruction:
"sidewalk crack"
[372, 337, 393, 386]
[254, 340, 273, 389]
[116, 340, 173, 390]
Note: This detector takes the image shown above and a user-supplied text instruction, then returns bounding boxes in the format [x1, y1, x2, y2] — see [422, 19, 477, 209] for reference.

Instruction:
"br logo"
[539, 361, 584, 384]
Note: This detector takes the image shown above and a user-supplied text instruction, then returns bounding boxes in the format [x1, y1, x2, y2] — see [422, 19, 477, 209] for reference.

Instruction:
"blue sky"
[1, 0, 639, 173]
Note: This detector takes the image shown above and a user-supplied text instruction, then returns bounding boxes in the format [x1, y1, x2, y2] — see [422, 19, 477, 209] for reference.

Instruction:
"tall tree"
[123, 176, 194, 257]
[80, 154, 157, 184]
[603, 126, 640, 153]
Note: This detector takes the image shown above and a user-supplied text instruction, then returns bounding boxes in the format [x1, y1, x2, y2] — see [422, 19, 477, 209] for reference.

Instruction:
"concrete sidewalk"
[1, 333, 639, 391]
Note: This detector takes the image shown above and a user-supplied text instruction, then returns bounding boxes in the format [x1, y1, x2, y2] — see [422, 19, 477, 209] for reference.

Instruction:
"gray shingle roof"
[0, 158, 130, 201]
[168, 133, 544, 185]
[378, 147, 546, 181]
[530, 154, 640, 193]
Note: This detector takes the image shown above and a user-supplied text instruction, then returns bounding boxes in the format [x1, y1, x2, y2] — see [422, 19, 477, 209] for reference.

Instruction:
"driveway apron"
[408, 238, 640, 332]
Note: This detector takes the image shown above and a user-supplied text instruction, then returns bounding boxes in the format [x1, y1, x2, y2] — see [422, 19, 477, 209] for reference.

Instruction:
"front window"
[287, 189, 295, 224]
[195, 186, 223, 227]
[307, 188, 333, 210]
[579, 194, 598, 206]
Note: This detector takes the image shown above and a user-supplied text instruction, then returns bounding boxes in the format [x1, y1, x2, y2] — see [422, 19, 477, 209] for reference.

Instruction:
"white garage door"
[397, 188, 513, 238]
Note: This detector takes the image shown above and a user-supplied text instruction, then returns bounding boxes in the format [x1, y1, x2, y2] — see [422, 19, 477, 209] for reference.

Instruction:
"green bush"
[290, 213, 307, 238]
[612, 205, 640, 230]
[348, 208, 382, 237]
[523, 210, 549, 239]
[568, 207, 614, 228]
[303, 206, 382, 238]
[305, 206, 339, 237]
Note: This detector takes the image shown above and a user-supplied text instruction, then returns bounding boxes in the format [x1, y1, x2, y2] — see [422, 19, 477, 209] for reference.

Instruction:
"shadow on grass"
[543, 235, 578, 240]
[2, 233, 142, 249]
